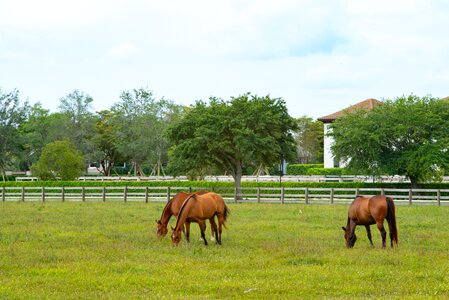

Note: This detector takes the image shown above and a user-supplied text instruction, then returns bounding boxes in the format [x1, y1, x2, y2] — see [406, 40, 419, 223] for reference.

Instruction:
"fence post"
[305, 188, 309, 204]
[2, 186, 5, 202]
[381, 188, 385, 196]
[437, 189, 441, 206]
[21, 187, 25, 202]
[61, 187, 65, 202]
[408, 189, 412, 205]
[102, 187, 106, 202]
[145, 187, 149, 203]
[355, 188, 359, 196]
[124, 186, 128, 203]
[281, 187, 285, 204]
[234, 188, 237, 203]
[330, 188, 334, 204]
[257, 187, 261, 203]
[166, 187, 171, 202]
[188, 187, 192, 193]
[41, 187, 45, 202]
[82, 187, 85, 202]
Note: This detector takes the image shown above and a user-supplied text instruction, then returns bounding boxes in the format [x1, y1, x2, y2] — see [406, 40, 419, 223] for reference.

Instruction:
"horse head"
[171, 226, 182, 246]
[156, 220, 167, 238]
[342, 226, 357, 248]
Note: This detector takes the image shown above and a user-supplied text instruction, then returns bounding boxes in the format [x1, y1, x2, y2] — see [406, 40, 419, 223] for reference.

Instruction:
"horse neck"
[174, 196, 194, 232]
[160, 200, 173, 225]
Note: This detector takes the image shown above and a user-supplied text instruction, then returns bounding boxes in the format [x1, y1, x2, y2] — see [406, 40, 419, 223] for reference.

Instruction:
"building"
[317, 98, 382, 168]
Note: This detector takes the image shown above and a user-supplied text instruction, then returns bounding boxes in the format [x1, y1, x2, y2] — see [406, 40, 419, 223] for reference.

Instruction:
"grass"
[1, 201, 448, 299]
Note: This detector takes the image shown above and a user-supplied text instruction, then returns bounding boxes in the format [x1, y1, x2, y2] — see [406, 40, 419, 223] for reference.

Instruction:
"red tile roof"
[317, 98, 382, 123]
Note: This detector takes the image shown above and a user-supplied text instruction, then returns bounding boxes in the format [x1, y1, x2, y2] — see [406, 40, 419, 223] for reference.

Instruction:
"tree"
[111, 87, 181, 176]
[167, 93, 297, 196]
[0, 88, 29, 179]
[294, 116, 323, 164]
[330, 95, 449, 188]
[32, 140, 85, 180]
[58, 90, 98, 164]
[19, 103, 52, 170]
[92, 110, 122, 176]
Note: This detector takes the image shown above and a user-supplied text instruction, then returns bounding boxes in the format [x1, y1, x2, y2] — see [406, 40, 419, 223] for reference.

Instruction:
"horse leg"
[185, 222, 191, 243]
[376, 221, 387, 248]
[216, 214, 226, 245]
[365, 225, 374, 247]
[209, 217, 218, 243]
[198, 221, 208, 246]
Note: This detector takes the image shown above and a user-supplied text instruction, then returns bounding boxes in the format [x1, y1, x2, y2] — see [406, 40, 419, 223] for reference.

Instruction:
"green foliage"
[330, 95, 449, 187]
[0, 88, 29, 178]
[167, 93, 298, 191]
[294, 116, 324, 163]
[306, 167, 343, 175]
[287, 164, 324, 175]
[32, 140, 85, 181]
[110, 87, 182, 176]
[1, 203, 448, 298]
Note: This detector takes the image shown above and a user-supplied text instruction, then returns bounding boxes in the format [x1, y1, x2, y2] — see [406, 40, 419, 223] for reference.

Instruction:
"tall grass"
[0, 202, 448, 299]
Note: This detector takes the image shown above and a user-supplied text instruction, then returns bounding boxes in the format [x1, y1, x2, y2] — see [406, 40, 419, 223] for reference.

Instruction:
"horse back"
[191, 192, 226, 217]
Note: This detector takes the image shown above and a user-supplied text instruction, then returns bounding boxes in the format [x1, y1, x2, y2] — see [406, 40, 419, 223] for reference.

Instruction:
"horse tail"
[386, 197, 398, 245]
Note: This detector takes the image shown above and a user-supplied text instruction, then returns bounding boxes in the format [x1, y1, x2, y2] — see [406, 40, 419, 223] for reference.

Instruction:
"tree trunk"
[232, 163, 243, 201]
[409, 176, 418, 189]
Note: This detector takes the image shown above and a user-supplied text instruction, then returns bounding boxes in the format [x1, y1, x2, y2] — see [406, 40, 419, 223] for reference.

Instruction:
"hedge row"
[286, 164, 324, 175]
[2, 180, 449, 189]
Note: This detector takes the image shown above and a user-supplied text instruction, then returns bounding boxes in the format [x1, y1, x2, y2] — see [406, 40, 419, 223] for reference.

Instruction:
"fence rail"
[15, 175, 449, 183]
[1, 186, 448, 206]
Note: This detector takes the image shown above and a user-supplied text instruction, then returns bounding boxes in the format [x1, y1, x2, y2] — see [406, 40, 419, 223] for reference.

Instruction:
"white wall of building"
[323, 123, 335, 168]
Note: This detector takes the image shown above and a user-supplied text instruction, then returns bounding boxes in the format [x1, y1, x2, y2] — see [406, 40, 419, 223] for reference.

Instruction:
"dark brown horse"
[342, 195, 398, 248]
[171, 192, 229, 246]
[156, 191, 216, 242]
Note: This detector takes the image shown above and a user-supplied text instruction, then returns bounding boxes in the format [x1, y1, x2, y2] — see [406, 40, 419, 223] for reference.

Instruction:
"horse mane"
[174, 194, 196, 230]
[159, 198, 173, 222]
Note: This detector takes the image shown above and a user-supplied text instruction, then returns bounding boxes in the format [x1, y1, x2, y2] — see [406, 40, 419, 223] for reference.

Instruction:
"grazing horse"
[156, 191, 216, 242]
[342, 195, 398, 248]
[171, 192, 229, 246]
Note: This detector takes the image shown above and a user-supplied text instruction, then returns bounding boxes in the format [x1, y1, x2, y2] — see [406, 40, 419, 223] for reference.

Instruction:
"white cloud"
[107, 43, 141, 60]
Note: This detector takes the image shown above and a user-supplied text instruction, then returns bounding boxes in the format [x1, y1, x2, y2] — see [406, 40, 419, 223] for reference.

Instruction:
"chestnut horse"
[171, 192, 229, 246]
[156, 191, 216, 242]
[342, 195, 398, 248]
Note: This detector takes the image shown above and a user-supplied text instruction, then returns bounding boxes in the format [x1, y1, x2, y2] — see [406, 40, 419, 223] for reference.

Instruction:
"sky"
[1, 0, 449, 119]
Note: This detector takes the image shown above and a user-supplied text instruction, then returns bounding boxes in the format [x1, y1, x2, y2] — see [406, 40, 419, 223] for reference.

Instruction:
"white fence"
[1, 186, 448, 206]
[15, 175, 449, 183]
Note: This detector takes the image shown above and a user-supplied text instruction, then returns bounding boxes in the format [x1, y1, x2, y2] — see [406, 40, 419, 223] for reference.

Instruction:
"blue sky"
[1, 0, 448, 119]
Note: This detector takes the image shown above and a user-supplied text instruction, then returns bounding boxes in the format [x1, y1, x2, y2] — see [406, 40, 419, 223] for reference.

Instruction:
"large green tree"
[330, 95, 449, 188]
[167, 93, 297, 195]
[32, 140, 85, 180]
[0, 89, 29, 179]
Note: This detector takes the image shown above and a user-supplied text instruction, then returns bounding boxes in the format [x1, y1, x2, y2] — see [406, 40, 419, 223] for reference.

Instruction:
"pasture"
[1, 202, 448, 299]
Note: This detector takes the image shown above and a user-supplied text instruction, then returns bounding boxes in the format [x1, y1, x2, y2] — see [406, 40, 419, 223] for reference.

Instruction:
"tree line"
[0, 87, 323, 186]
[3, 86, 446, 190]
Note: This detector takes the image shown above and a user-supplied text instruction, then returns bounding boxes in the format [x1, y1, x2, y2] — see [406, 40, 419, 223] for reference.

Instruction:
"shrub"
[287, 164, 324, 175]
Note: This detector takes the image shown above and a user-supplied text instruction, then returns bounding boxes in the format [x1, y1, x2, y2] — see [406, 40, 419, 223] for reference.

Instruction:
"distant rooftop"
[317, 98, 382, 123]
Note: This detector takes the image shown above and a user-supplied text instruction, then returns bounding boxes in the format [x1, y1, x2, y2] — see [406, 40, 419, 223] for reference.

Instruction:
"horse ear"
[341, 227, 346, 232]
[171, 226, 175, 231]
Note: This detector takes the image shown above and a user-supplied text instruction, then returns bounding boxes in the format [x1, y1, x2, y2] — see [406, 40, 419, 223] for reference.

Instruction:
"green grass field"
[1, 202, 448, 299]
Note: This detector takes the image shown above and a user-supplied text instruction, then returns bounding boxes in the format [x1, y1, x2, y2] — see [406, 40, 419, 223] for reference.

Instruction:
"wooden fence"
[1, 186, 449, 206]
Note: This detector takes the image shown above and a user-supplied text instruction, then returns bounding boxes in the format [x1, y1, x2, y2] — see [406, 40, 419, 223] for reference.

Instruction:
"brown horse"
[342, 195, 398, 248]
[156, 191, 216, 242]
[171, 192, 229, 246]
